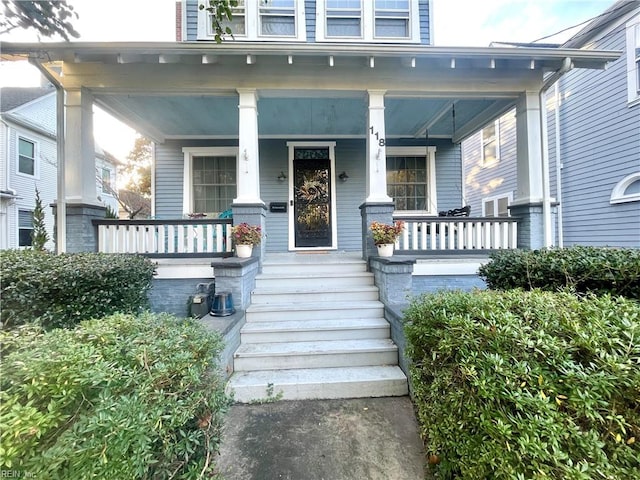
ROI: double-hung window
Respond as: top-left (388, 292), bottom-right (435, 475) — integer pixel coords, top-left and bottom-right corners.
top-left (326, 0), bottom-right (362, 38)
top-left (374, 0), bottom-right (410, 38)
top-left (386, 146), bottom-right (437, 213)
top-left (626, 15), bottom-right (640, 105)
top-left (198, 0), bottom-right (305, 41)
top-left (317, 0), bottom-right (420, 43)
top-left (183, 147), bottom-right (237, 216)
top-left (259, 0), bottom-right (296, 37)
top-left (18, 137), bottom-right (36, 176)
top-left (18, 209), bottom-right (34, 247)
top-left (481, 121), bottom-right (500, 166)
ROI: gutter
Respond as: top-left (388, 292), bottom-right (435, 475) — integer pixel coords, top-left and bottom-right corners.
top-left (28, 57), bottom-right (66, 254)
top-left (539, 57), bottom-right (572, 248)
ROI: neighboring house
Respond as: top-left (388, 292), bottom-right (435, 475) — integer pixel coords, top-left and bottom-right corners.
top-left (462, 0), bottom-right (640, 248)
top-left (0, 86), bottom-right (120, 250)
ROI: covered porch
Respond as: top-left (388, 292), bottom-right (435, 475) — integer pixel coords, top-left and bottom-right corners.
top-left (2, 41), bottom-right (618, 258)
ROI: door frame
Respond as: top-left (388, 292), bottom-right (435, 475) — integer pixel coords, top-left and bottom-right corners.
top-left (286, 141), bottom-right (338, 251)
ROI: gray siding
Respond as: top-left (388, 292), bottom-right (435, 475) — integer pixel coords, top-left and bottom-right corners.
top-left (555, 22), bottom-right (640, 247)
top-left (155, 137), bottom-right (462, 252)
top-left (305, 0), bottom-right (316, 43)
top-left (419, 0), bottom-right (431, 45)
top-left (185, 0), bottom-right (198, 41)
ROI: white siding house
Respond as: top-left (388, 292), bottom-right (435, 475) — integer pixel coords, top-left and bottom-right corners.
top-left (0, 86), bottom-right (120, 250)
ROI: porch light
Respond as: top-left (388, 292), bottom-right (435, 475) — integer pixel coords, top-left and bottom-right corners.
top-left (278, 171), bottom-right (287, 182)
top-left (339, 171), bottom-right (349, 182)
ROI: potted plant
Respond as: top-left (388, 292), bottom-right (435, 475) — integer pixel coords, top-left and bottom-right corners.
top-left (231, 223), bottom-right (262, 258)
top-left (370, 220), bottom-right (404, 257)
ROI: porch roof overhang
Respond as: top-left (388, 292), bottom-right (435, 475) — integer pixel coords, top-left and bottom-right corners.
top-left (2, 41), bottom-right (621, 143)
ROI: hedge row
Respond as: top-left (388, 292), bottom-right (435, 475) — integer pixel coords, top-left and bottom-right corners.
top-left (0, 312), bottom-right (230, 479)
top-left (478, 246), bottom-right (640, 299)
top-left (404, 290), bottom-right (640, 479)
top-left (0, 250), bottom-right (156, 329)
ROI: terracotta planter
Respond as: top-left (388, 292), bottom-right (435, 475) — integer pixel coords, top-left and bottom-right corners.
top-left (236, 244), bottom-right (253, 258)
top-left (376, 243), bottom-right (394, 257)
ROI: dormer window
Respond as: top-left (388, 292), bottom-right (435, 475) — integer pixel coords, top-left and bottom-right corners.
top-left (317, 0), bottom-right (420, 43)
top-left (197, 0), bottom-right (306, 41)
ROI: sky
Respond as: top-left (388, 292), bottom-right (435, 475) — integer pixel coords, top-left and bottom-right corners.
top-left (0, 0), bottom-right (618, 160)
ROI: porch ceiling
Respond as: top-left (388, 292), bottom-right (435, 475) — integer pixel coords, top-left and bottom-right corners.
top-left (95, 93), bottom-right (516, 141)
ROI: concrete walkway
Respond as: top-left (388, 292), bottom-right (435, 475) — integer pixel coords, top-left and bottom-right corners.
top-left (215, 397), bottom-right (426, 480)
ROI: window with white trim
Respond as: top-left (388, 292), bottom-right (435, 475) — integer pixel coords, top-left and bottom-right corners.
top-left (481, 121), bottom-right (500, 166)
top-left (386, 146), bottom-right (437, 213)
top-left (482, 193), bottom-right (512, 217)
top-left (18, 209), bottom-right (34, 247)
top-left (18, 137), bottom-right (36, 176)
top-left (183, 147), bottom-right (237, 216)
top-left (316, 0), bottom-right (420, 43)
top-left (375, 0), bottom-right (410, 38)
top-left (610, 172), bottom-right (640, 204)
top-left (626, 15), bottom-right (640, 105)
top-left (198, 0), bottom-right (306, 41)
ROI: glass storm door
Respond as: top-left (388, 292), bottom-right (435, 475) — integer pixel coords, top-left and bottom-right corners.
top-left (293, 148), bottom-right (332, 248)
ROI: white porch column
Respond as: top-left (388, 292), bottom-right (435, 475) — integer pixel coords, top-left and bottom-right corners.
top-left (234, 88), bottom-right (263, 204)
top-left (64, 88), bottom-right (98, 204)
top-left (511, 91), bottom-right (546, 249)
top-left (514, 91), bottom-right (544, 205)
top-left (365, 90), bottom-right (393, 203)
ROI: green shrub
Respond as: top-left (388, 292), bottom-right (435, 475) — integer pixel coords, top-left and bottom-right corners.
top-left (0, 312), bottom-right (230, 479)
top-left (478, 246), bottom-right (640, 300)
top-left (404, 290), bottom-right (640, 479)
top-left (0, 250), bottom-right (156, 329)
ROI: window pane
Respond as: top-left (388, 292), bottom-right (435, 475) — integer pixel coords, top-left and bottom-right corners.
top-left (497, 197), bottom-right (509, 217)
top-left (386, 155), bottom-right (428, 211)
top-left (484, 201), bottom-right (495, 217)
top-left (18, 138), bottom-right (35, 175)
top-left (327, 0), bottom-right (362, 37)
top-left (260, 0), bottom-right (295, 36)
top-left (18, 210), bottom-right (33, 247)
top-left (375, 18), bottom-right (409, 37)
top-left (192, 156), bottom-right (237, 214)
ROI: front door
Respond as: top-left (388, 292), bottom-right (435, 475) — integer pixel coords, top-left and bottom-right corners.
top-left (291, 147), bottom-right (334, 249)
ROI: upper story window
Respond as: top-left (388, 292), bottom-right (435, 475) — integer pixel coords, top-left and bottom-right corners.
top-left (626, 15), bottom-right (640, 105)
top-left (198, 0), bottom-right (306, 41)
top-left (317, 0), bottom-right (420, 43)
top-left (260, 0), bottom-right (297, 36)
top-left (375, 0), bottom-right (410, 38)
top-left (481, 121), bottom-right (500, 166)
top-left (326, 0), bottom-right (362, 38)
top-left (18, 137), bottom-right (36, 177)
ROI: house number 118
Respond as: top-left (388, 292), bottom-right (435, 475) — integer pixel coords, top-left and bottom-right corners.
top-left (369, 126), bottom-right (386, 146)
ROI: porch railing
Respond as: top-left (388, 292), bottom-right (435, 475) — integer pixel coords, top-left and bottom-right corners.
top-left (93, 218), bottom-right (233, 256)
top-left (393, 216), bottom-right (518, 252)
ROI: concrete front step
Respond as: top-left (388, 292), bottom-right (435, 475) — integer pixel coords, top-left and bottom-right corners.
top-left (240, 317), bottom-right (390, 343)
top-left (261, 261), bottom-right (367, 276)
top-left (246, 300), bottom-right (384, 322)
top-left (255, 272), bottom-right (374, 289)
top-left (233, 338), bottom-right (398, 371)
top-left (226, 365), bottom-right (409, 402)
top-left (250, 285), bottom-right (380, 304)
